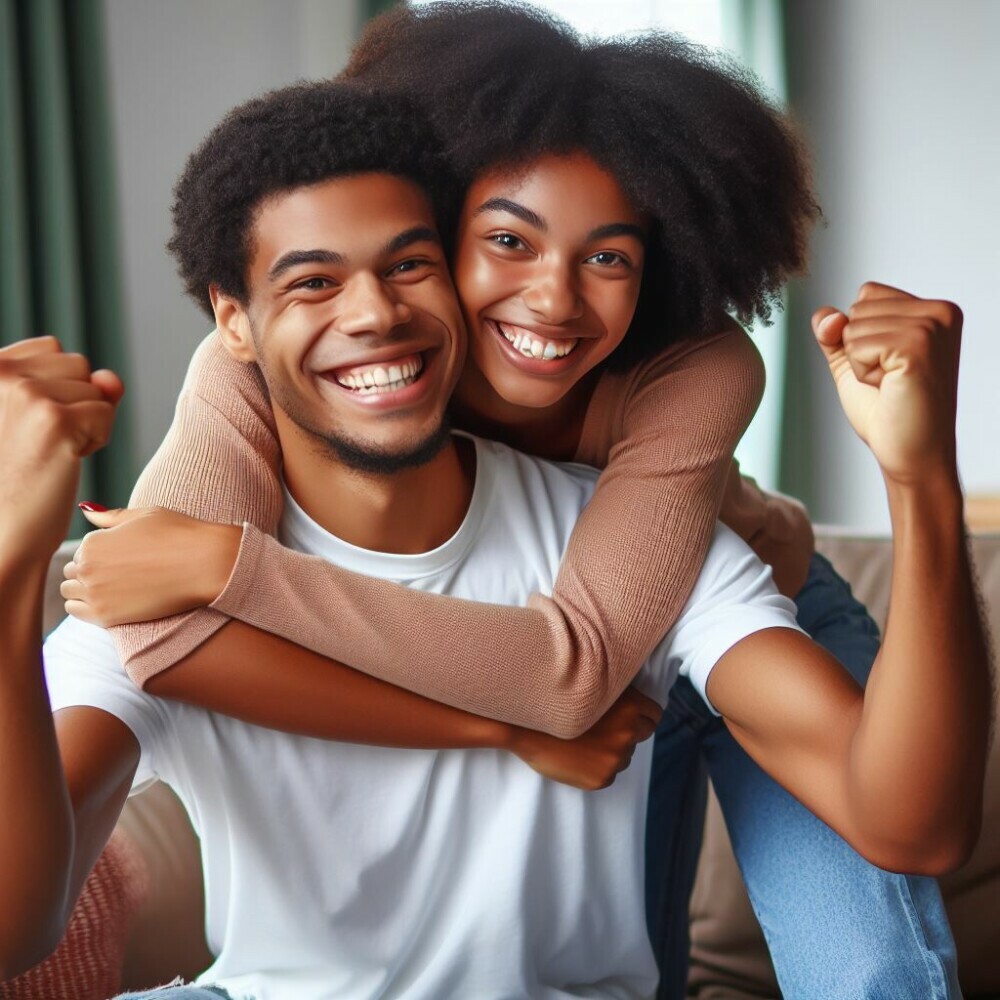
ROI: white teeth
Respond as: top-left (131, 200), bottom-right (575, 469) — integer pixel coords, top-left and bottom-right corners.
top-left (333, 353), bottom-right (425, 394)
top-left (496, 322), bottom-right (579, 362)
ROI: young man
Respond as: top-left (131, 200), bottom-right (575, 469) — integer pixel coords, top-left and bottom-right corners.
top-left (0, 82), bottom-right (990, 998)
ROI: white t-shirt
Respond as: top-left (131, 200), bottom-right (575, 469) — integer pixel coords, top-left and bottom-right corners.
top-left (44, 435), bottom-right (801, 1000)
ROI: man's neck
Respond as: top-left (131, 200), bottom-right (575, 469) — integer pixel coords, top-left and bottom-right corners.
top-left (279, 427), bottom-right (476, 555)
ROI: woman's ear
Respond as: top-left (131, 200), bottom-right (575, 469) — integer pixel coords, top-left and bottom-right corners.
top-left (211, 285), bottom-right (257, 362)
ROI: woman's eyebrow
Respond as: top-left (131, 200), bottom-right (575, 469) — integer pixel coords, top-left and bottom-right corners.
top-left (473, 197), bottom-right (547, 232)
top-left (588, 222), bottom-right (646, 244)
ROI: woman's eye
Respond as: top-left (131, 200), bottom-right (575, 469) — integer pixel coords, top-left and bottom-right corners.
top-left (586, 251), bottom-right (628, 268)
top-left (490, 233), bottom-right (526, 251)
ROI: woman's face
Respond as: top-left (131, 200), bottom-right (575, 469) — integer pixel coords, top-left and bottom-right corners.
top-left (453, 152), bottom-right (646, 409)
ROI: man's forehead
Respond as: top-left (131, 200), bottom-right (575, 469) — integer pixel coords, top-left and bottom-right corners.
top-left (251, 173), bottom-right (438, 268)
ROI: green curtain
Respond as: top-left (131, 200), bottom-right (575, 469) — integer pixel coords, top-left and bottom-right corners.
top-left (363, 0), bottom-right (399, 23)
top-left (720, 0), bottom-right (789, 494)
top-left (0, 0), bottom-right (133, 534)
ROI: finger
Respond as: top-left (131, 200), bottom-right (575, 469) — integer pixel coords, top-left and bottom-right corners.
top-left (60, 578), bottom-right (86, 602)
top-left (63, 399), bottom-right (118, 457)
top-left (855, 281), bottom-right (917, 303)
top-left (62, 560), bottom-right (79, 580)
top-left (78, 506), bottom-right (135, 529)
top-left (15, 351), bottom-right (92, 382)
top-left (64, 599), bottom-right (98, 624)
top-left (848, 297), bottom-right (961, 328)
top-left (0, 335), bottom-right (63, 360)
top-left (629, 689), bottom-right (663, 725)
top-left (90, 369), bottom-right (125, 406)
top-left (29, 379), bottom-right (106, 405)
top-left (811, 308), bottom-right (848, 343)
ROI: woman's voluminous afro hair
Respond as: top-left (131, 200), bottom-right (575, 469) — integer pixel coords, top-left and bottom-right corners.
top-left (345, 1), bottom-right (821, 369)
top-left (168, 81), bottom-right (457, 318)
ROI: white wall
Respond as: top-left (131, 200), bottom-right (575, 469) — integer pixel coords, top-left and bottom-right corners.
top-left (102, 0), bottom-right (359, 467)
top-left (782, 0), bottom-right (1000, 528)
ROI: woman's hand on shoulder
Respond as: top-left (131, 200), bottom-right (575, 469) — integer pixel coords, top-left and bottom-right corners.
top-left (61, 507), bottom-right (243, 626)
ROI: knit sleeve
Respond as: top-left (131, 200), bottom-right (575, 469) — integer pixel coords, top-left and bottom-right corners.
top-left (110, 333), bottom-right (285, 685)
top-left (191, 326), bottom-right (764, 738)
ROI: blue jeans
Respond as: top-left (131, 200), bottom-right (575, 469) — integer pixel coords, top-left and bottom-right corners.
top-left (645, 553), bottom-right (961, 999)
top-left (115, 986), bottom-right (233, 999)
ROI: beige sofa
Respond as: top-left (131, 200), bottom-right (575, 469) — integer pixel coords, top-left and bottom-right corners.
top-left (6, 530), bottom-right (1000, 997)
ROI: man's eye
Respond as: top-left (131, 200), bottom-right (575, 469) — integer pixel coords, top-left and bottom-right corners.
top-left (490, 233), bottom-right (526, 251)
top-left (586, 251), bottom-right (629, 268)
top-left (296, 277), bottom-right (332, 291)
top-left (391, 259), bottom-right (423, 275)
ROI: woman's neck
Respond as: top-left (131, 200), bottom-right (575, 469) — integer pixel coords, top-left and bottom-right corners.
top-left (451, 363), bottom-right (601, 462)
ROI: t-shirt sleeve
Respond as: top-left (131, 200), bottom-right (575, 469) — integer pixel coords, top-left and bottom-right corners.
top-left (45, 617), bottom-right (167, 791)
top-left (638, 524), bottom-right (805, 715)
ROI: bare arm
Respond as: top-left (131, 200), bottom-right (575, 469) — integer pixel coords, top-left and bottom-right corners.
top-left (707, 285), bottom-right (992, 874)
top-left (0, 339), bottom-right (138, 977)
top-left (69, 327), bottom-right (766, 737)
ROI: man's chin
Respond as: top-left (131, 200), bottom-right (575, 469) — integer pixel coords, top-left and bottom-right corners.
top-left (317, 418), bottom-right (453, 476)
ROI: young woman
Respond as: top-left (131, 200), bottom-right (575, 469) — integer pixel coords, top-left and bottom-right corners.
top-left (65, 4), bottom-right (958, 997)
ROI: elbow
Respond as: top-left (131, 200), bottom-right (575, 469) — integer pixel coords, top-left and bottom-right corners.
top-left (855, 819), bottom-right (981, 878)
top-left (545, 687), bottom-right (610, 739)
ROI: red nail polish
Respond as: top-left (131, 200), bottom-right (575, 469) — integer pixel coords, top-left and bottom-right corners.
top-left (78, 502), bottom-right (109, 512)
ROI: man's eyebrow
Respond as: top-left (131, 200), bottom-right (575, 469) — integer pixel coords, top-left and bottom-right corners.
top-left (587, 222), bottom-right (646, 244)
top-left (381, 225), bottom-right (441, 256)
top-left (268, 249), bottom-right (344, 282)
top-left (473, 198), bottom-right (547, 232)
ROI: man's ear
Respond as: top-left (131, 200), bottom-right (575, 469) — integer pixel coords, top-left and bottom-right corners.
top-left (211, 285), bottom-right (257, 362)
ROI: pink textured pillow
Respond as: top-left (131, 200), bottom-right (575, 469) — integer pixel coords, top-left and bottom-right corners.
top-left (2, 829), bottom-right (149, 1000)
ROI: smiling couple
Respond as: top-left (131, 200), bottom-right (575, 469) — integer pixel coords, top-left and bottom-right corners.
top-left (2, 3), bottom-right (991, 999)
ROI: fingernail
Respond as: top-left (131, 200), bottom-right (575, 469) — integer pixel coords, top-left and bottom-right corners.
top-left (78, 501), bottom-right (109, 512)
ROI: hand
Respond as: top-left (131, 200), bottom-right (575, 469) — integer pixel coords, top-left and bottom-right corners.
top-left (61, 507), bottom-right (243, 626)
top-left (0, 338), bottom-right (123, 570)
top-left (508, 687), bottom-right (662, 790)
top-left (812, 283), bottom-right (962, 485)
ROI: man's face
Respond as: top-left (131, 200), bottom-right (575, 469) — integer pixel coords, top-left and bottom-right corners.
top-left (236, 173), bottom-right (466, 473)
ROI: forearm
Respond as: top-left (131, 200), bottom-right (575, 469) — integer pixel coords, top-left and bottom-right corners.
top-left (151, 619), bottom-right (519, 751)
top-left (849, 472), bottom-right (991, 868)
top-left (0, 564), bottom-right (75, 974)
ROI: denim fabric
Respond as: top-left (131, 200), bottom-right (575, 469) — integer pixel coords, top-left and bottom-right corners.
top-left (645, 553), bottom-right (960, 1000)
top-left (115, 983), bottom-right (234, 1000)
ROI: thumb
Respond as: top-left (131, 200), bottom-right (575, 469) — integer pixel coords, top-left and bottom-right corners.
top-left (811, 307), bottom-right (848, 362)
top-left (77, 503), bottom-right (137, 528)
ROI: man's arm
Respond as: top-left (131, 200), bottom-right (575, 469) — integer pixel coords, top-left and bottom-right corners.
top-left (707, 284), bottom-right (992, 875)
top-left (0, 338), bottom-right (138, 977)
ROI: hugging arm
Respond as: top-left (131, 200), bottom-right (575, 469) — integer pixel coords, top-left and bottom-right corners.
top-left (79, 326), bottom-right (765, 738)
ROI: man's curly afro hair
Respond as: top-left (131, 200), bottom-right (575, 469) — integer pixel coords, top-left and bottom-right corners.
top-left (168, 81), bottom-right (457, 319)
top-left (345, 1), bottom-right (821, 370)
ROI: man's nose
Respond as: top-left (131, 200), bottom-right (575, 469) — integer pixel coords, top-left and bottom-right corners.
top-left (522, 259), bottom-right (584, 325)
top-left (336, 273), bottom-right (413, 337)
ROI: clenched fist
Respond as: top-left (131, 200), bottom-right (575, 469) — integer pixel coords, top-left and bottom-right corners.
top-left (812, 282), bottom-right (961, 486)
top-left (0, 337), bottom-right (123, 569)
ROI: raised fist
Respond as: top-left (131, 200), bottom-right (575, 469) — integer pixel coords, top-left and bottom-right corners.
top-left (812, 282), bottom-right (961, 485)
top-left (0, 337), bottom-right (123, 568)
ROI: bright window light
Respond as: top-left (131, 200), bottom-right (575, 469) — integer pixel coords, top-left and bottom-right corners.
top-left (410, 0), bottom-right (724, 45)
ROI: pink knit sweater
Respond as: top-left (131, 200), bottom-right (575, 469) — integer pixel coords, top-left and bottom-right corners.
top-left (114, 325), bottom-right (811, 737)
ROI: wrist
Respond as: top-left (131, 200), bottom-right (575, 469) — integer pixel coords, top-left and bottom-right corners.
top-left (203, 523), bottom-right (244, 604)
